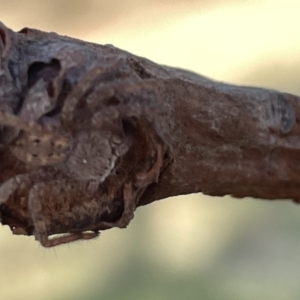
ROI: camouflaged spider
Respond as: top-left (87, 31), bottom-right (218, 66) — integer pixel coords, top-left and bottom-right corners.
top-left (0, 65), bottom-right (133, 246)
top-left (0, 20), bottom-right (167, 247)
top-left (2, 65), bottom-right (130, 178)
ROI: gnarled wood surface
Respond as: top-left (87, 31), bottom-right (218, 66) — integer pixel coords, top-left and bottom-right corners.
top-left (0, 21), bottom-right (299, 245)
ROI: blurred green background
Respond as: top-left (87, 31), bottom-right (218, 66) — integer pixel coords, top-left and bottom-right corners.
top-left (1, 0), bottom-right (300, 299)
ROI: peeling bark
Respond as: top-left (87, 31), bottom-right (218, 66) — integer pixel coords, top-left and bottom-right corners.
top-left (0, 22), bottom-right (299, 245)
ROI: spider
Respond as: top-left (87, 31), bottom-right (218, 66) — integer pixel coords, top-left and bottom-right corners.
top-left (0, 60), bottom-right (164, 247)
top-left (0, 63), bottom-right (130, 245)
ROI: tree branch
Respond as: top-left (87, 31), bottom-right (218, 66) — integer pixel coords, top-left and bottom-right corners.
top-left (0, 21), bottom-right (299, 246)
top-left (140, 70), bottom-right (300, 205)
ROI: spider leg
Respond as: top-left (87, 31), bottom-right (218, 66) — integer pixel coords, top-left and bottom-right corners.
top-left (28, 180), bottom-right (100, 247)
top-left (1, 64), bottom-right (67, 147)
top-left (19, 73), bottom-right (64, 122)
top-left (101, 144), bottom-right (163, 229)
top-left (0, 111), bottom-right (32, 132)
top-left (135, 143), bottom-right (163, 188)
top-left (60, 65), bottom-right (106, 123)
top-left (0, 70), bottom-right (64, 133)
top-left (61, 58), bottom-right (129, 124)
top-left (86, 79), bottom-right (168, 145)
top-left (0, 174), bottom-right (32, 204)
top-left (100, 182), bottom-right (135, 229)
top-left (100, 143), bottom-right (163, 230)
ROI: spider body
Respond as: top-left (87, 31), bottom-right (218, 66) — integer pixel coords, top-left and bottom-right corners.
top-left (0, 22), bottom-right (166, 247)
top-left (0, 62), bottom-right (132, 247)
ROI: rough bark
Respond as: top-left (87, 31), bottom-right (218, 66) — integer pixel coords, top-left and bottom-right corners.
top-left (0, 21), bottom-right (299, 245)
top-left (140, 73), bottom-right (300, 204)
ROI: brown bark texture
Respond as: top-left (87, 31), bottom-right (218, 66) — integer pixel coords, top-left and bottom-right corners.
top-left (0, 22), bottom-right (299, 246)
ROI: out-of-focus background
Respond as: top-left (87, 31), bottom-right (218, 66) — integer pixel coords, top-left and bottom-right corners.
top-left (1, 1), bottom-right (300, 299)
